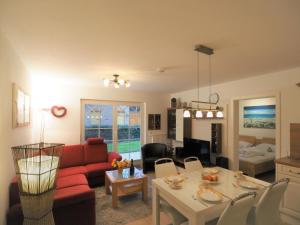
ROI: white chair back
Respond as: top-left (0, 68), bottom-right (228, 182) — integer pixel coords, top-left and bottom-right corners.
top-left (217, 192), bottom-right (257, 225)
top-left (155, 158), bottom-right (177, 178)
top-left (253, 178), bottom-right (289, 225)
top-left (184, 156), bottom-right (203, 172)
top-left (280, 182), bottom-right (300, 222)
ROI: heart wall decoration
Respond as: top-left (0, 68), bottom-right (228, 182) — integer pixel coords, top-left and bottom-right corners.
top-left (51, 106), bottom-right (67, 118)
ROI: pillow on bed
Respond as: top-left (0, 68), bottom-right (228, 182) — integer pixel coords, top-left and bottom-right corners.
top-left (239, 141), bottom-right (253, 149)
top-left (256, 143), bottom-right (276, 153)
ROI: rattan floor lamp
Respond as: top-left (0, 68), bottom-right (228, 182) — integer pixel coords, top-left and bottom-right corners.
top-left (12, 143), bottom-right (64, 225)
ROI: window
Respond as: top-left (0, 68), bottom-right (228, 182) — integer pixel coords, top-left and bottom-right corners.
top-left (84, 104), bottom-right (113, 151)
top-left (81, 100), bottom-right (143, 160)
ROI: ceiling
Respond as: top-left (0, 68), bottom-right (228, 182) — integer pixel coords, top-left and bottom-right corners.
top-left (1, 0), bottom-right (300, 93)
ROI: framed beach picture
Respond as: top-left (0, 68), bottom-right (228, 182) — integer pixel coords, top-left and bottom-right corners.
top-left (243, 105), bottom-right (276, 129)
top-left (12, 83), bottom-right (30, 128)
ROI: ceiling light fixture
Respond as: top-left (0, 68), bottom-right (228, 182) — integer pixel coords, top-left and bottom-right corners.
top-left (216, 111), bottom-right (224, 118)
top-left (103, 74), bottom-right (130, 88)
top-left (183, 110), bottom-right (191, 118)
top-left (183, 45), bottom-right (224, 119)
top-left (206, 111), bottom-right (214, 118)
top-left (195, 51), bottom-right (203, 118)
top-left (195, 110), bottom-right (203, 118)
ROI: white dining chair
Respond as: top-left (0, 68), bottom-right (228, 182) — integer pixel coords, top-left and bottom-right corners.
top-left (213, 192), bottom-right (257, 225)
top-left (154, 158), bottom-right (187, 225)
top-left (184, 156), bottom-right (203, 172)
top-left (247, 178), bottom-right (290, 225)
top-left (280, 182), bottom-right (299, 225)
top-left (182, 192), bottom-right (257, 225)
top-left (154, 158), bottom-right (178, 178)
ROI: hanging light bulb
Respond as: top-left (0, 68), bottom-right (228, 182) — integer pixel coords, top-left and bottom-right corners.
top-left (125, 80), bottom-right (131, 88)
top-left (103, 79), bottom-right (110, 87)
top-left (195, 110), bottom-right (203, 118)
top-left (216, 111), bottom-right (224, 118)
top-left (114, 82), bottom-right (120, 88)
top-left (119, 79), bottom-right (125, 85)
top-left (206, 111), bottom-right (213, 118)
top-left (183, 110), bottom-right (191, 118)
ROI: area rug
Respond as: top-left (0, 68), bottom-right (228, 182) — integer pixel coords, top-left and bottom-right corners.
top-left (95, 176), bottom-right (153, 225)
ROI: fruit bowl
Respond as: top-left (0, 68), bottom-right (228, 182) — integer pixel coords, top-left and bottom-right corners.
top-left (203, 167), bottom-right (219, 175)
top-left (201, 173), bottom-right (219, 184)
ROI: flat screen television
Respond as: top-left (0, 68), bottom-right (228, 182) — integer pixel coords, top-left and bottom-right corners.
top-left (183, 138), bottom-right (210, 166)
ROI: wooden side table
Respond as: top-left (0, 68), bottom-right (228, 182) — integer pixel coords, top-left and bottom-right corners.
top-left (105, 167), bottom-right (148, 208)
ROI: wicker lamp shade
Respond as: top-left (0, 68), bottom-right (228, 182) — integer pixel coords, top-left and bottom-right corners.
top-left (12, 143), bottom-right (64, 225)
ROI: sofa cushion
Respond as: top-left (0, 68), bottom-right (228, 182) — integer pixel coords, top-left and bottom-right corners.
top-left (7, 187), bottom-right (95, 225)
top-left (86, 163), bottom-right (113, 178)
top-left (60, 145), bottom-right (85, 168)
top-left (54, 185), bottom-right (95, 208)
top-left (58, 166), bottom-right (87, 178)
top-left (56, 174), bottom-right (88, 189)
top-left (84, 143), bottom-right (108, 164)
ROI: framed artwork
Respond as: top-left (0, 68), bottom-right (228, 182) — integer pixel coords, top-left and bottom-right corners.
top-left (12, 83), bottom-right (30, 128)
top-left (148, 114), bottom-right (161, 130)
top-left (243, 105), bottom-right (276, 129)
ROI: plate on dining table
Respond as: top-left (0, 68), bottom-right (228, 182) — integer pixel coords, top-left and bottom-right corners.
top-left (164, 175), bottom-right (185, 189)
top-left (197, 187), bottom-right (223, 203)
top-left (164, 175), bottom-right (185, 184)
top-left (237, 179), bottom-right (259, 190)
top-left (168, 182), bottom-right (183, 189)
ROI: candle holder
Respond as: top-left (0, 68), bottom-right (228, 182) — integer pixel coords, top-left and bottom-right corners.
top-left (11, 143), bottom-right (64, 225)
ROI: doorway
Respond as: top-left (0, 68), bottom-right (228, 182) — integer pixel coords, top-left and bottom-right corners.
top-left (231, 93), bottom-right (281, 182)
top-left (81, 99), bottom-right (144, 160)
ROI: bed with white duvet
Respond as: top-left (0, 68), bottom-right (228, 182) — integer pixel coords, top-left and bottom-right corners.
top-left (239, 136), bottom-right (276, 177)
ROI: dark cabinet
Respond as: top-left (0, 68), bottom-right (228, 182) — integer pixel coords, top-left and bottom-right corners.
top-left (211, 123), bottom-right (222, 153)
top-left (167, 109), bottom-right (176, 139)
top-left (167, 109), bottom-right (192, 140)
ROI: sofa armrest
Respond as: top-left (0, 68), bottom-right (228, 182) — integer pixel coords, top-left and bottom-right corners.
top-left (108, 152), bottom-right (122, 163)
top-left (6, 204), bottom-right (23, 225)
top-left (9, 177), bottom-right (21, 207)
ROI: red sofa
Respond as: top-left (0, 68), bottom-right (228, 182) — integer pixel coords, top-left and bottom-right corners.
top-left (7, 138), bottom-right (122, 225)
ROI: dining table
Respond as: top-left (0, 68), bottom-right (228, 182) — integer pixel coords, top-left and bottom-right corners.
top-left (152, 167), bottom-right (270, 225)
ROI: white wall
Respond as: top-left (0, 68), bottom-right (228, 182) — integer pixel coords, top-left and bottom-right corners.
top-left (239, 97), bottom-right (276, 139)
top-left (31, 78), bottom-right (169, 146)
top-left (171, 67), bottom-right (300, 168)
top-left (0, 31), bottom-right (32, 224)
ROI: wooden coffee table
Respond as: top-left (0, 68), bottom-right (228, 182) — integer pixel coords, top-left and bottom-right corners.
top-left (105, 167), bottom-right (148, 208)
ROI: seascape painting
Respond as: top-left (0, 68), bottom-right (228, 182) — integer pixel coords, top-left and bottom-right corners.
top-left (243, 105), bottom-right (276, 129)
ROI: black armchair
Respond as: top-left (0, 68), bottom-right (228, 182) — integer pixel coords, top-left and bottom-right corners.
top-left (141, 143), bottom-right (167, 173)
